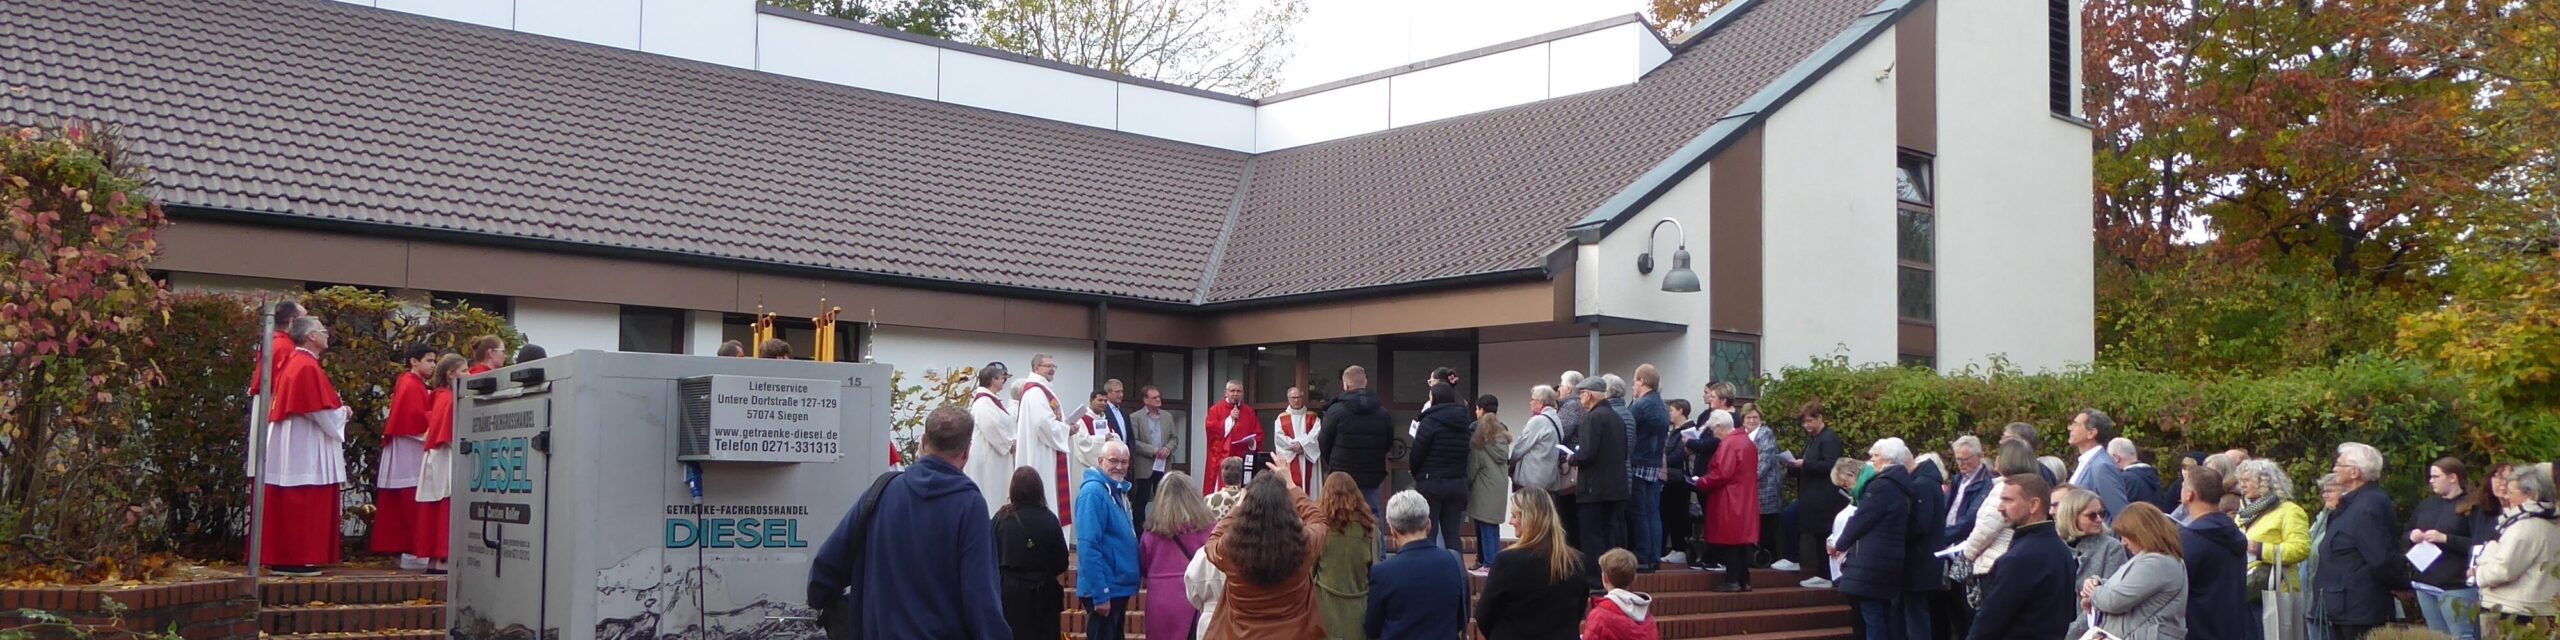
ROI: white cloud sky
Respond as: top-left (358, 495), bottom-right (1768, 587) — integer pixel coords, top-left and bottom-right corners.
top-left (1276, 0), bottom-right (1652, 92)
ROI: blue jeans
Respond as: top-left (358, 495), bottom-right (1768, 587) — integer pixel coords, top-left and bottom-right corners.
top-left (1476, 520), bottom-right (1502, 569)
top-left (1856, 596), bottom-right (1899, 640)
top-left (1781, 500), bottom-right (1801, 561)
top-left (1368, 485), bottom-right (1388, 560)
top-left (1629, 477), bottom-right (1663, 565)
top-left (2418, 587), bottom-right (2482, 640)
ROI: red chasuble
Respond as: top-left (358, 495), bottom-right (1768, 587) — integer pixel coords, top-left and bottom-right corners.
top-left (1204, 401), bottom-right (1258, 492)
top-left (271, 350), bottom-right (344, 421)
top-left (386, 373), bottom-right (430, 438)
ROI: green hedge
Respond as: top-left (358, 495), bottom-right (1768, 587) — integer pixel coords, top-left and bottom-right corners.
top-left (1754, 355), bottom-right (2560, 510)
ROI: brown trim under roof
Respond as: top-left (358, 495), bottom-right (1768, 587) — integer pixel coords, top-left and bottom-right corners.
top-left (1203, 280), bottom-right (1564, 346)
top-left (1710, 127), bottom-right (1765, 335)
top-left (1896, 0), bottom-right (1938, 153)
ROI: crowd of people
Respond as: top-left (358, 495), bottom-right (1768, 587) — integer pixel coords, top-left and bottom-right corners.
top-left (249, 301), bottom-right (531, 577)
top-left (810, 356), bottom-right (2560, 640)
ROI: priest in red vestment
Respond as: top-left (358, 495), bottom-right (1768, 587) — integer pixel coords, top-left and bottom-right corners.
top-left (415, 355), bottom-right (464, 573)
top-left (370, 345), bottom-right (437, 567)
top-left (260, 316), bottom-right (352, 576)
top-left (1203, 380), bottom-right (1257, 492)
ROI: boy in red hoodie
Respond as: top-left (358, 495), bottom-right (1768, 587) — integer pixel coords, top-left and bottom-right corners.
top-left (1583, 548), bottom-right (1660, 640)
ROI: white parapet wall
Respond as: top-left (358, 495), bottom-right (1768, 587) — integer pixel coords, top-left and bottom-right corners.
top-left (330, 0), bottom-right (1669, 153)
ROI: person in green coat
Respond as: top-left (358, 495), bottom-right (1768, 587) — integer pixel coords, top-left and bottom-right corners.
top-left (1314, 471), bottom-right (1380, 639)
top-left (1468, 396), bottom-right (1515, 573)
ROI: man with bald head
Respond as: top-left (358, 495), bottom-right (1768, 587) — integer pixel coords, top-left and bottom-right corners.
top-left (1076, 440), bottom-right (1140, 640)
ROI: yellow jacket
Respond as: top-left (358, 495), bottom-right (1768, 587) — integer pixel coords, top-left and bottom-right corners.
top-left (2243, 500), bottom-right (2313, 590)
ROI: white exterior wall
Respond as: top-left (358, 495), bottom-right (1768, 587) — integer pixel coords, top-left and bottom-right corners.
top-left (1119, 84), bottom-right (1258, 151)
top-left (639, 0), bottom-right (757, 68)
top-left (511, 298), bottom-right (621, 356)
top-left (1550, 22), bottom-right (1666, 97)
top-left (517, 0), bottom-right (641, 49)
top-left (1759, 32), bottom-right (1900, 373)
top-left (1929, 6), bottom-right (2096, 372)
top-left (938, 50), bottom-right (1120, 130)
top-left (686, 310), bottom-right (726, 356)
top-left (1388, 46), bottom-right (1549, 128)
top-left (755, 13), bottom-right (941, 100)
top-left (1570, 148), bottom-right (1720, 397)
top-left (1256, 79), bottom-right (1390, 151)
top-left (1480, 332), bottom-right (1694, 408)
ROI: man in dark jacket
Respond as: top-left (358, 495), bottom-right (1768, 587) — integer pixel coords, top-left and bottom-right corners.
top-left (1320, 365), bottom-right (1395, 513)
top-left (2178, 467), bottom-right (2251, 640)
top-left (1366, 491), bottom-right (1469, 639)
top-left (1626, 364), bottom-right (1672, 572)
top-left (1938, 438), bottom-right (1996, 640)
top-left (2316, 443), bottom-right (2400, 640)
top-left (1902, 455), bottom-right (1950, 640)
top-left (1834, 438), bottom-right (1913, 640)
top-left (2114, 439), bottom-right (2172, 513)
top-left (808, 406), bottom-right (1007, 639)
top-left (1967, 474), bottom-right (2075, 640)
top-left (1569, 375), bottom-right (1631, 591)
top-left (1793, 402), bottom-right (1849, 588)
top-left (1409, 384), bottom-right (1476, 554)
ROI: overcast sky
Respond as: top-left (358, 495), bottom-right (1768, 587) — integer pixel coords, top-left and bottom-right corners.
top-left (1276, 0), bottom-right (1652, 92)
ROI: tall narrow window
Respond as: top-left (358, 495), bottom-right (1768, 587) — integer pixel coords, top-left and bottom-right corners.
top-left (1897, 151), bottom-right (1938, 364)
top-left (1710, 335), bottom-right (1762, 398)
top-left (2049, 0), bottom-right (2073, 115)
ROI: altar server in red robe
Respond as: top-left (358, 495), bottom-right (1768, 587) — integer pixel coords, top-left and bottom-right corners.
top-left (463, 335), bottom-right (505, 376)
top-left (260, 316), bottom-right (352, 576)
top-left (414, 354), bottom-right (464, 573)
top-left (245, 301), bottom-right (304, 478)
top-left (370, 344), bottom-right (438, 568)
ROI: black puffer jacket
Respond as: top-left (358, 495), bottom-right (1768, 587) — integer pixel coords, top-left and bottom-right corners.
top-left (1411, 403), bottom-right (1476, 490)
top-left (1319, 389), bottom-right (1394, 488)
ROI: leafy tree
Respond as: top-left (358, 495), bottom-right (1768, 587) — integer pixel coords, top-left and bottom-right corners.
top-left (0, 122), bottom-right (171, 582)
top-left (1644, 0), bottom-right (1736, 39)
top-left (764, 0), bottom-right (984, 39)
top-left (975, 0), bottom-right (1308, 97)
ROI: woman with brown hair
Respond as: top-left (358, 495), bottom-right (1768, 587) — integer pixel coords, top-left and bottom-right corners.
top-left (1313, 472), bottom-right (1378, 639)
top-left (1476, 487), bottom-right (1589, 639)
top-left (463, 335), bottom-right (505, 374)
top-left (2084, 502), bottom-right (2190, 639)
top-left (2410, 458), bottom-right (2493, 640)
top-left (1467, 395), bottom-right (1513, 573)
top-left (1204, 471), bottom-right (1326, 638)
top-left (992, 466), bottom-right (1069, 640)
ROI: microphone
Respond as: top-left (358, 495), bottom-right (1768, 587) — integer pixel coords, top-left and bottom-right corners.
top-left (683, 462), bottom-right (704, 505)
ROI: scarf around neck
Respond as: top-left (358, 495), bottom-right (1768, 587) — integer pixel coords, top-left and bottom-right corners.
top-left (2236, 492), bottom-right (2283, 525)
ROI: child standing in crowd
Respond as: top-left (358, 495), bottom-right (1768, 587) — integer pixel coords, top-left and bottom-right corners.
top-left (1138, 472), bottom-right (1213, 640)
top-left (1582, 548), bottom-right (1660, 640)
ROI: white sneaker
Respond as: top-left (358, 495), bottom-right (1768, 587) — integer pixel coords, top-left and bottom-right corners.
top-left (1799, 577), bottom-right (1833, 589)
top-left (1771, 559), bottom-right (1802, 572)
top-left (1700, 564), bottom-right (1725, 572)
top-left (397, 554), bottom-right (429, 571)
top-left (1661, 551), bottom-right (1689, 565)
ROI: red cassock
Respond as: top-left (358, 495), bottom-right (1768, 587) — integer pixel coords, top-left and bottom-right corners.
top-left (370, 372), bottom-right (431, 555)
top-left (1695, 429), bottom-right (1762, 546)
top-left (263, 350), bottom-right (346, 567)
top-left (415, 387), bottom-right (456, 560)
top-left (1203, 400), bottom-right (1258, 492)
top-left (247, 330), bottom-right (295, 394)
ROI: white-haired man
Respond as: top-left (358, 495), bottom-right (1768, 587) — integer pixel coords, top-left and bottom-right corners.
top-left (2317, 442), bottom-right (2399, 640)
top-left (1366, 490), bottom-right (1468, 638)
top-left (2110, 437), bottom-right (2170, 512)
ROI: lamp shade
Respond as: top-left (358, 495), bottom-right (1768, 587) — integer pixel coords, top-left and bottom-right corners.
top-left (1660, 248), bottom-right (1702, 293)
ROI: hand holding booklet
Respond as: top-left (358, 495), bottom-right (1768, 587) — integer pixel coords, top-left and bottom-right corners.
top-left (1779, 450), bottom-right (1801, 466)
top-left (2407, 541), bottom-right (2443, 573)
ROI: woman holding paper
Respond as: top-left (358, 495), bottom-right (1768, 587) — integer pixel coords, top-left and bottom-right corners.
top-left (2407, 458), bottom-right (2493, 640)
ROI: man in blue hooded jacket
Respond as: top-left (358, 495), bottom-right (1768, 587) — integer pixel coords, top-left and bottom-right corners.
top-left (807, 405), bottom-right (1008, 639)
top-left (2179, 466), bottom-right (2253, 640)
top-left (1075, 441), bottom-right (1141, 640)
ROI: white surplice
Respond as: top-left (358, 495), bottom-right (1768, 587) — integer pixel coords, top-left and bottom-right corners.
top-left (266, 406), bottom-right (352, 488)
top-left (1013, 373), bottom-right (1073, 518)
top-left (964, 389), bottom-right (1017, 517)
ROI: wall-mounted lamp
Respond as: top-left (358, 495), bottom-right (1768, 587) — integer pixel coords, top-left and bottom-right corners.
top-left (1636, 219), bottom-right (1703, 293)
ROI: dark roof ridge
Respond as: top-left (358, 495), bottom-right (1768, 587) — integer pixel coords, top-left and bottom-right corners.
top-left (756, 4), bottom-right (1261, 105)
top-left (1193, 158), bottom-right (1258, 305)
top-left (1258, 13), bottom-right (1666, 104)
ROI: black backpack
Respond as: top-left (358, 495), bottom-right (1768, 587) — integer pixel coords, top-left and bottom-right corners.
top-left (814, 470), bottom-right (901, 639)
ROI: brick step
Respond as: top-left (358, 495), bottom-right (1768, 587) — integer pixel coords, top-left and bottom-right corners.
top-left (266, 630), bottom-right (446, 640)
top-left (1721, 626), bottom-right (1858, 640)
top-left (1657, 604), bottom-right (1854, 637)
top-left (1467, 566), bottom-right (1809, 592)
top-left (260, 573), bottom-right (448, 606)
top-left (261, 603), bottom-right (446, 635)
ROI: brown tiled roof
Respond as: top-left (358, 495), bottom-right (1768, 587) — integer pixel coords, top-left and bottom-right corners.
top-left (1207, 0), bottom-right (1879, 302)
top-left (0, 0), bottom-right (1883, 306)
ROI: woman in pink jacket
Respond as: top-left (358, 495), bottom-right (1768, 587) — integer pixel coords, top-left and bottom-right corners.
top-left (1138, 471), bottom-right (1215, 639)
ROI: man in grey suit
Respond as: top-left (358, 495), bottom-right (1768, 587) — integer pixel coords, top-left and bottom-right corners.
top-left (2066, 409), bottom-right (2130, 519)
top-left (1126, 383), bottom-right (1178, 522)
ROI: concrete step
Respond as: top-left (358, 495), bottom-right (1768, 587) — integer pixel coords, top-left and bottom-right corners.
top-left (1657, 604), bottom-right (1856, 637)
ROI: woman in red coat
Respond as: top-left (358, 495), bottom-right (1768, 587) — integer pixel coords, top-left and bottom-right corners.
top-left (1693, 411), bottom-right (1762, 592)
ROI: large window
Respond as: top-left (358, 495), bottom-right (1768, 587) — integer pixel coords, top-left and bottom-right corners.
top-left (1103, 344), bottom-right (1192, 467)
top-left (1896, 153), bottom-right (1936, 324)
top-left (1710, 335), bottom-right (1762, 398)
top-left (618, 306), bottom-right (686, 354)
top-left (720, 313), bottom-right (863, 361)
